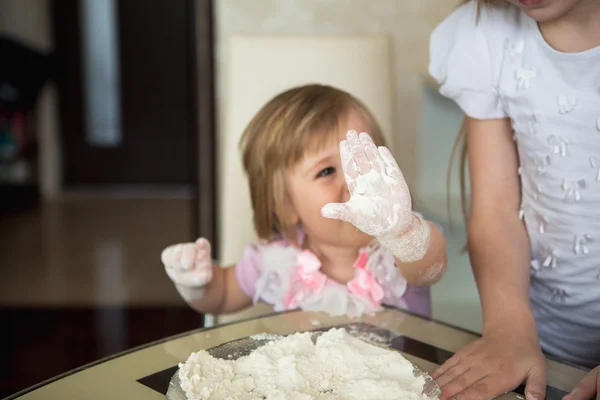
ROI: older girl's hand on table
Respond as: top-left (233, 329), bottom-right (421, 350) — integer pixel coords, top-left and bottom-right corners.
top-left (432, 318), bottom-right (547, 400)
top-left (565, 366), bottom-right (599, 400)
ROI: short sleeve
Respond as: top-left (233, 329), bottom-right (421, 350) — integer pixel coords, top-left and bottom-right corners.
top-left (235, 245), bottom-right (262, 298)
top-left (428, 2), bottom-right (508, 120)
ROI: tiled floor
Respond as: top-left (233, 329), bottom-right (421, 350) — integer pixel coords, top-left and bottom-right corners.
top-left (1, 197), bottom-right (483, 397)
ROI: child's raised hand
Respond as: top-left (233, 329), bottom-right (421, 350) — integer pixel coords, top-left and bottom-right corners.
top-left (321, 130), bottom-right (423, 254)
top-left (161, 238), bottom-right (213, 301)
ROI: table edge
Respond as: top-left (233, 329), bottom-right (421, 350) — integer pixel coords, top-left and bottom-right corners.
top-left (4, 306), bottom-right (588, 399)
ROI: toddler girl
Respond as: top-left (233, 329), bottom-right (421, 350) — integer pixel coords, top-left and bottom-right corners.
top-left (161, 84), bottom-right (447, 318)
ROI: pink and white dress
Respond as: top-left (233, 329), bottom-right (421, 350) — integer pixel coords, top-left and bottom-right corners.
top-left (235, 231), bottom-right (431, 318)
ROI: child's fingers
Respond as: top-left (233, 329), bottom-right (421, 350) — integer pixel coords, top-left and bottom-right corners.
top-left (195, 238), bottom-right (211, 264)
top-left (196, 251), bottom-right (212, 272)
top-left (523, 365), bottom-right (547, 400)
top-left (449, 376), bottom-right (512, 400)
top-left (346, 129), bottom-right (371, 174)
top-left (438, 369), bottom-right (492, 400)
top-left (432, 340), bottom-right (479, 379)
top-left (179, 243), bottom-right (197, 270)
top-left (162, 242), bottom-right (213, 288)
top-left (161, 244), bottom-right (177, 267)
top-left (378, 146), bottom-right (402, 179)
top-left (194, 267), bottom-right (213, 286)
top-left (434, 362), bottom-right (471, 388)
top-left (359, 132), bottom-right (385, 174)
top-left (340, 140), bottom-right (360, 192)
top-left (195, 237), bottom-right (210, 251)
top-left (378, 146), bottom-right (409, 195)
top-left (564, 367), bottom-right (599, 400)
top-left (166, 266), bottom-right (212, 287)
top-left (161, 243), bottom-right (187, 269)
top-left (321, 202), bottom-right (352, 223)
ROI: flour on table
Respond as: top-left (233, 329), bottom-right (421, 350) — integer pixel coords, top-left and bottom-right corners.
top-left (342, 324), bottom-right (399, 346)
top-left (178, 328), bottom-right (429, 400)
top-left (249, 333), bottom-right (282, 341)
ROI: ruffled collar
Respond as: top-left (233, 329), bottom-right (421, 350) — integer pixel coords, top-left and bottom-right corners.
top-left (283, 241), bottom-right (385, 310)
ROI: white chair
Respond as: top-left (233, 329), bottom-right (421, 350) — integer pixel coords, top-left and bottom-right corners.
top-left (209, 34), bottom-right (396, 326)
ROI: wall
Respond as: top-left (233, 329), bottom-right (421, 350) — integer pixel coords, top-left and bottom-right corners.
top-left (417, 81), bottom-right (469, 225)
top-left (211, 1), bottom-right (482, 332)
top-left (213, 0), bottom-right (458, 192)
top-left (1, 0), bottom-right (464, 206)
top-left (0, 0), bottom-right (61, 200)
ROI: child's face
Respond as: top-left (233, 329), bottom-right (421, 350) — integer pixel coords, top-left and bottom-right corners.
top-left (505, 0), bottom-right (588, 22)
top-left (284, 110), bottom-right (375, 249)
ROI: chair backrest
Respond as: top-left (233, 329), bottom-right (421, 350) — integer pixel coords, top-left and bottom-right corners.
top-left (219, 34), bottom-right (396, 267)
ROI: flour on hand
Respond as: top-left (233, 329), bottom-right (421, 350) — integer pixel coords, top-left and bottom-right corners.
top-left (321, 130), bottom-right (430, 262)
top-left (178, 328), bottom-right (431, 400)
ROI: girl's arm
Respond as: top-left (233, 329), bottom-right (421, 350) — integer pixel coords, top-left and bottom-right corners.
top-left (432, 117), bottom-right (547, 400)
top-left (393, 219), bottom-right (447, 286)
top-left (466, 116), bottom-right (534, 341)
top-left (162, 239), bottom-right (252, 315)
top-left (186, 264), bottom-right (253, 314)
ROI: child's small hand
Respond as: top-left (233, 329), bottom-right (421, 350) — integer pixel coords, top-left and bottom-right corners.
top-left (321, 130), bottom-right (414, 237)
top-left (565, 366), bottom-right (599, 400)
top-left (433, 321), bottom-right (547, 400)
top-left (161, 238), bottom-right (213, 301)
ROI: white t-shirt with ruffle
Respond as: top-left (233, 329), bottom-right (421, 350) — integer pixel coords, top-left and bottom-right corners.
top-left (429, 1), bottom-right (600, 368)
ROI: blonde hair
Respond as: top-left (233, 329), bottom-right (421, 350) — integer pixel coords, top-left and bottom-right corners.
top-left (240, 84), bottom-right (386, 243)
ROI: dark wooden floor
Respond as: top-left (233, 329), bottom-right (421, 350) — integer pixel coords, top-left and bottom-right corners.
top-left (0, 198), bottom-right (201, 398)
top-left (2, 307), bottom-right (204, 398)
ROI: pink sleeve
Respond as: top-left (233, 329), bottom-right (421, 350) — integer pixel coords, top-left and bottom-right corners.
top-left (235, 245), bottom-right (263, 298)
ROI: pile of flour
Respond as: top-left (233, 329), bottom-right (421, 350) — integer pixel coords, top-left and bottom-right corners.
top-left (178, 328), bottom-right (429, 400)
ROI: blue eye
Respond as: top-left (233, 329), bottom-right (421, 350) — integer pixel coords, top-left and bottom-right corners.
top-left (317, 167), bottom-right (336, 178)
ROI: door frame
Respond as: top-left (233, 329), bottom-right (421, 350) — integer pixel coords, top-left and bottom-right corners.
top-left (50, 0), bottom-right (217, 247)
top-left (192, 0), bottom-right (218, 254)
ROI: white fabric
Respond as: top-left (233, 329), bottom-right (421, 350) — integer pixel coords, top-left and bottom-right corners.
top-left (430, 1), bottom-right (600, 368)
top-left (253, 240), bottom-right (408, 318)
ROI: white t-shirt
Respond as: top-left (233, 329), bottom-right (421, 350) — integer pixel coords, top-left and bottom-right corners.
top-left (429, 1), bottom-right (600, 368)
